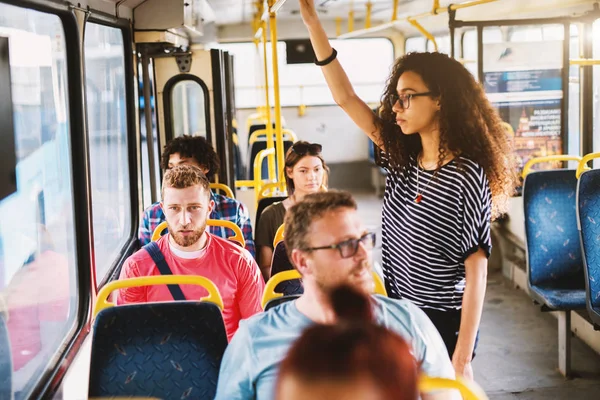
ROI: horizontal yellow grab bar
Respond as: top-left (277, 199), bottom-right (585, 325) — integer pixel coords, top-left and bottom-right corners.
top-left (94, 275), bottom-right (224, 318)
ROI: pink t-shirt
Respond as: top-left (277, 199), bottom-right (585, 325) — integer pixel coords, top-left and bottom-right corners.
top-left (116, 233), bottom-right (265, 340)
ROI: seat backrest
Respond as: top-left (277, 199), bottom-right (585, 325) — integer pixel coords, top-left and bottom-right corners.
top-left (89, 302), bottom-right (228, 399)
top-left (247, 140), bottom-right (293, 180)
top-left (271, 241), bottom-right (304, 296)
top-left (523, 169), bottom-right (584, 287)
top-left (264, 295), bottom-right (301, 311)
top-left (0, 314), bottom-right (11, 399)
top-left (578, 169), bottom-right (600, 309)
top-left (255, 196), bottom-right (287, 229)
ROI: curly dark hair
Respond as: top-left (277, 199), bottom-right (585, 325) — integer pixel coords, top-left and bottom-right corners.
top-left (374, 52), bottom-right (517, 219)
top-left (160, 135), bottom-right (220, 181)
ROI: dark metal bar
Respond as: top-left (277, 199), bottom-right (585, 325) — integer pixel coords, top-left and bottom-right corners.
top-left (448, 7), bottom-right (457, 58)
top-left (211, 49), bottom-right (233, 188)
top-left (561, 23), bottom-right (570, 156)
top-left (477, 25), bottom-right (484, 84)
top-left (580, 22), bottom-right (594, 156)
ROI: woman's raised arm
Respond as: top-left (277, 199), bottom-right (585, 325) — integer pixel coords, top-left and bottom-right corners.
top-left (299, 0), bottom-right (383, 147)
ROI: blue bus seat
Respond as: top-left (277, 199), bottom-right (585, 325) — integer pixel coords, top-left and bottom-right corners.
top-left (271, 241), bottom-right (303, 296)
top-left (88, 302), bottom-right (227, 399)
top-left (264, 295), bottom-right (301, 312)
top-left (577, 169), bottom-right (600, 329)
top-left (255, 196), bottom-right (287, 229)
top-left (0, 313), bottom-right (11, 399)
top-left (523, 168), bottom-right (586, 377)
top-left (246, 140), bottom-right (293, 180)
top-left (523, 169), bottom-right (586, 310)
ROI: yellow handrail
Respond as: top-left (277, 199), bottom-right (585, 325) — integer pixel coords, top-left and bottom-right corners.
top-left (248, 128), bottom-right (298, 145)
top-left (254, 147), bottom-right (276, 200)
top-left (521, 155), bottom-right (582, 178)
top-left (151, 219), bottom-right (245, 248)
top-left (570, 58), bottom-right (600, 66)
top-left (576, 152), bottom-right (600, 179)
top-left (268, 0), bottom-right (286, 193)
top-left (207, 219), bottom-right (245, 248)
top-left (273, 224), bottom-right (285, 248)
top-left (262, 270), bottom-right (387, 309)
top-left (94, 275), bottom-right (224, 318)
top-left (151, 221), bottom-right (168, 242)
top-left (418, 375), bottom-right (488, 400)
top-left (261, 19), bottom-right (277, 181)
top-left (258, 182), bottom-right (287, 201)
top-left (210, 183), bottom-right (235, 199)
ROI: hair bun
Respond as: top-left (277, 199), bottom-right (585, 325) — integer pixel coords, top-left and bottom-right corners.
top-left (330, 285), bottom-right (373, 323)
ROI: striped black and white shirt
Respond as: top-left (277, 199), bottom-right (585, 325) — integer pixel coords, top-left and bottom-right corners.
top-left (381, 156), bottom-right (492, 311)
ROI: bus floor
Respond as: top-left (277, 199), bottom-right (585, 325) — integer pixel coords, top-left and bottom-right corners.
top-left (352, 191), bottom-right (600, 400)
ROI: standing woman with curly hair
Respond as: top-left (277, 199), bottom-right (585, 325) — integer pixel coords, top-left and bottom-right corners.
top-left (299, 0), bottom-right (516, 380)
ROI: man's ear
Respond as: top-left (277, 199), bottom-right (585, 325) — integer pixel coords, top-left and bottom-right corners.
top-left (291, 249), bottom-right (309, 275)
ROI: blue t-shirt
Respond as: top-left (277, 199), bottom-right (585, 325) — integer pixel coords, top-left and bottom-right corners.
top-left (215, 295), bottom-right (454, 400)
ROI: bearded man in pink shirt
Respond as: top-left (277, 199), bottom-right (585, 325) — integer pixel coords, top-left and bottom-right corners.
top-left (117, 164), bottom-right (264, 340)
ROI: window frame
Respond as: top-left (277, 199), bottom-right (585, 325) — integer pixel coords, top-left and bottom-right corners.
top-left (163, 74), bottom-right (213, 144)
top-left (0, 0), bottom-right (91, 398)
top-left (83, 16), bottom-right (140, 290)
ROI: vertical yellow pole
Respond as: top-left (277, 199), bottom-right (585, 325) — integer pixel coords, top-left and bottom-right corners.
top-left (268, 1), bottom-right (286, 191)
top-left (335, 17), bottom-right (342, 36)
top-left (348, 9), bottom-right (354, 32)
top-left (261, 20), bottom-right (276, 181)
top-left (392, 0), bottom-right (398, 21)
top-left (365, 2), bottom-right (372, 29)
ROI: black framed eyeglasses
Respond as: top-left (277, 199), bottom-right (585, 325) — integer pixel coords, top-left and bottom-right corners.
top-left (303, 232), bottom-right (376, 259)
top-left (291, 142), bottom-right (322, 156)
top-left (388, 92), bottom-right (433, 110)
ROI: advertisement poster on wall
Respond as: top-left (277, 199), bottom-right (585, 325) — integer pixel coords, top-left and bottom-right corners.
top-left (483, 41), bottom-right (563, 175)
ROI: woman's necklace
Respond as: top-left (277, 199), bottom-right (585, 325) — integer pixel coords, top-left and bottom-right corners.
top-left (415, 159), bottom-right (438, 204)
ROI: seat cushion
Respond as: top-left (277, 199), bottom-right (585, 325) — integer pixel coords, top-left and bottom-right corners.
top-left (89, 302), bottom-right (227, 399)
top-left (530, 285), bottom-right (586, 310)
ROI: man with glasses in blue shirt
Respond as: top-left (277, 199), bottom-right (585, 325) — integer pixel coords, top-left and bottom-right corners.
top-left (215, 191), bottom-right (455, 400)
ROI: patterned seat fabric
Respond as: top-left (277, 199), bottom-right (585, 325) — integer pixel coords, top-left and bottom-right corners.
top-left (0, 314), bottom-right (11, 399)
top-left (89, 302), bottom-right (228, 400)
top-left (577, 169), bottom-right (600, 325)
top-left (271, 242), bottom-right (304, 296)
top-left (523, 169), bottom-right (586, 310)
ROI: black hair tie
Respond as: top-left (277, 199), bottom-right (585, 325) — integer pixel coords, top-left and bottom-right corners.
top-left (315, 48), bottom-right (337, 66)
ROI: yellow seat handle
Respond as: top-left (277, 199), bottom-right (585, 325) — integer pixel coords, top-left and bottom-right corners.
top-left (210, 183), bottom-right (235, 199)
top-left (151, 221), bottom-right (169, 242)
top-left (576, 152), bottom-right (600, 179)
top-left (521, 155), bottom-right (582, 178)
top-left (418, 375), bottom-right (488, 400)
top-left (207, 219), bottom-right (245, 248)
top-left (273, 224), bottom-right (285, 248)
top-left (261, 270), bottom-right (387, 309)
top-left (248, 128), bottom-right (298, 145)
top-left (94, 275), bottom-right (225, 318)
top-left (151, 220), bottom-right (245, 248)
top-left (258, 182), bottom-right (286, 202)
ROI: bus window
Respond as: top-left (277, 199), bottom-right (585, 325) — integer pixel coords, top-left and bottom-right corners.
top-left (593, 19), bottom-right (600, 167)
top-left (463, 28), bottom-right (502, 80)
top-left (171, 80), bottom-right (208, 138)
top-left (0, 4), bottom-right (77, 398)
top-left (218, 38), bottom-right (393, 109)
top-left (84, 23), bottom-right (131, 284)
top-left (405, 37), bottom-right (426, 53)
